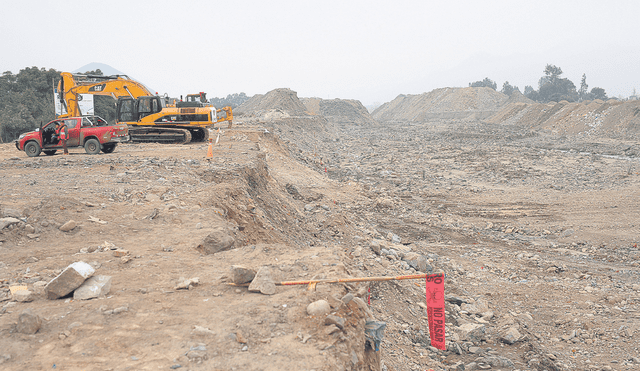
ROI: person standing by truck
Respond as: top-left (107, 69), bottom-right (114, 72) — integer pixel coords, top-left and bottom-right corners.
top-left (56, 122), bottom-right (69, 155)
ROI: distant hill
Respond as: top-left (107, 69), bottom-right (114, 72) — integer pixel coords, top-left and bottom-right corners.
top-left (72, 62), bottom-right (124, 76)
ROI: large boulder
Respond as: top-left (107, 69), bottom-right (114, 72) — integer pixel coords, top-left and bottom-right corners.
top-left (455, 323), bottom-right (486, 342)
top-left (231, 265), bottom-right (256, 285)
top-left (500, 326), bottom-right (522, 344)
top-left (196, 227), bottom-right (235, 255)
top-left (307, 300), bottom-right (331, 316)
top-left (248, 267), bottom-right (276, 295)
top-left (402, 252), bottom-right (433, 273)
top-left (74, 275), bottom-right (112, 300)
top-left (45, 262), bottom-right (95, 300)
top-left (461, 298), bottom-right (489, 315)
top-left (17, 309), bottom-right (42, 334)
top-left (0, 217), bottom-right (20, 230)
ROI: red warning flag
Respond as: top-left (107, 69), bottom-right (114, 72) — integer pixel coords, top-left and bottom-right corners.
top-left (425, 273), bottom-right (445, 350)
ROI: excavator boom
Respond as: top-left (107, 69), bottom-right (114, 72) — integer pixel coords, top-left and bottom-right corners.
top-left (57, 72), bottom-right (153, 117)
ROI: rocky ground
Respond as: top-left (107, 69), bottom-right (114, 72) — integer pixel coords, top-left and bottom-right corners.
top-left (314, 119), bottom-right (640, 371)
top-left (0, 130), bottom-right (381, 371)
top-left (1, 87), bottom-right (640, 371)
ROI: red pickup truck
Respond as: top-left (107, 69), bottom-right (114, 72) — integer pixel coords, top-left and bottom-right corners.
top-left (15, 116), bottom-right (129, 157)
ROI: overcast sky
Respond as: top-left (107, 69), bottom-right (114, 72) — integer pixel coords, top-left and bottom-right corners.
top-left (2, 0), bottom-right (639, 105)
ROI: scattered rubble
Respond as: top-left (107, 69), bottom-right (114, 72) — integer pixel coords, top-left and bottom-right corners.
top-left (175, 277), bottom-right (199, 290)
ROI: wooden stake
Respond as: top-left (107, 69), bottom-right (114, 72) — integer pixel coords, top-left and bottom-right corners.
top-left (229, 272), bottom-right (444, 291)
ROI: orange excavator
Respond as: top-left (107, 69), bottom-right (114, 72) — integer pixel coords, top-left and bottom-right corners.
top-left (57, 72), bottom-right (232, 143)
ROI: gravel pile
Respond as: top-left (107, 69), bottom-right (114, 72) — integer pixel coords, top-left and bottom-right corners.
top-left (372, 87), bottom-right (508, 122)
top-left (488, 99), bottom-right (640, 140)
top-left (301, 98), bottom-right (376, 126)
top-left (235, 88), bottom-right (309, 118)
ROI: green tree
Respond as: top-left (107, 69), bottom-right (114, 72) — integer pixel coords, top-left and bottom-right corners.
top-left (578, 74), bottom-right (589, 101)
top-left (543, 64), bottom-right (563, 84)
top-left (83, 69), bottom-right (103, 76)
top-left (590, 87), bottom-right (608, 100)
top-left (524, 85), bottom-right (539, 101)
top-left (537, 64), bottom-right (578, 102)
top-left (210, 92), bottom-right (250, 108)
top-left (501, 81), bottom-right (519, 96)
top-left (469, 77), bottom-right (497, 90)
top-left (0, 67), bottom-right (60, 142)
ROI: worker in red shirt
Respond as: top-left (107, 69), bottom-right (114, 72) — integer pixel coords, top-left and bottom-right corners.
top-left (56, 122), bottom-right (69, 155)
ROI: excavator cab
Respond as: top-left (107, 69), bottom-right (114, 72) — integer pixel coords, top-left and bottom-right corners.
top-left (116, 96), bottom-right (165, 122)
top-left (176, 92), bottom-right (208, 108)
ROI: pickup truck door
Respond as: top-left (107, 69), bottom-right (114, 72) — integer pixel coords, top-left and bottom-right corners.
top-left (64, 118), bottom-right (80, 146)
top-left (41, 121), bottom-right (59, 147)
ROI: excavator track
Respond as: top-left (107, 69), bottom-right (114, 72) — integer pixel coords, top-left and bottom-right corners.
top-left (189, 127), bottom-right (209, 142)
top-left (128, 127), bottom-right (192, 144)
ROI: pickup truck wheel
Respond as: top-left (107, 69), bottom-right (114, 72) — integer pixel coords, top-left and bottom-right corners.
top-left (101, 143), bottom-right (117, 153)
top-left (44, 150), bottom-right (57, 156)
top-left (25, 141), bottom-right (42, 157)
top-left (84, 138), bottom-right (101, 155)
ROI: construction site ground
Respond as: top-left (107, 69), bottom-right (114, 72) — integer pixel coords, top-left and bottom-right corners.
top-left (1, 88), bottom-right (640, 371)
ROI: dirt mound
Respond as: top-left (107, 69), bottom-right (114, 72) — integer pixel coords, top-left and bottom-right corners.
top-left (302, 98), bottom-right (377, 126)
top-left (504, 90), bottom-right (535, 105)
top-left (372, 87), bottom-right (508, 122)
top-left (487, 99), bottom-right (640, 139)
top-left (235, 93), bottom-right (349, 171)
top-left (235, 88), bottom-right (309, 118)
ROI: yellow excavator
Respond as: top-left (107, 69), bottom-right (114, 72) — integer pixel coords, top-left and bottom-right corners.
top-left (57, 72), bottom-right (232, 143)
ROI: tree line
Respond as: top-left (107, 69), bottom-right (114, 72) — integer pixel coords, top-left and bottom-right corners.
top-left (469, 64), bottom-right (609, 103)
top-left (0, 67), bottom-right (59, 142)
top-left (209, 92), bottom-right (250, 109)
top-left (0, 67), bottom-right (117, 142)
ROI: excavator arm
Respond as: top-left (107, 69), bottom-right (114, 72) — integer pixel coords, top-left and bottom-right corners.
top-left (217, 106), bottom-right (233, 128)
top-left (57, 72), bottom-right (153, 117)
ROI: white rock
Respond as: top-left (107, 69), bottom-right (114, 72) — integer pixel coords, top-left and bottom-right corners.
top-left (13, 290), bottom-right (34, 302)
top-left (456, 323), bottom-right (486, 342)
top-left (74, 275), bottom-right (112, 300)
top-left (307, 300), bottom-right (331, 316)
top-left (0, 217), bottom-right (20, 230)
top-left (500, 326), bottom-right (522, 344)
top-left (45, 261), bottom-right (95, 299)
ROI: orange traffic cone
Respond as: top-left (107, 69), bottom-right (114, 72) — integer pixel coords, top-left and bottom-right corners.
top-left (206, 139), bottom-right (213, 159)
